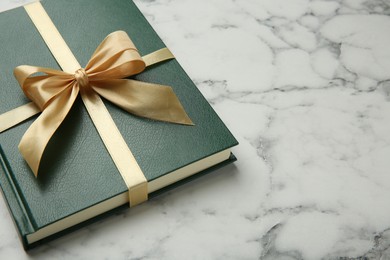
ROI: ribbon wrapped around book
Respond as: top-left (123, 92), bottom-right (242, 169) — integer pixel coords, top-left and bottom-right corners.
top-left (0, 2), bottom-right (193, 207)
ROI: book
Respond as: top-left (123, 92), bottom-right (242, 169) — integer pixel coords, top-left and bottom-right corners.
top-left (0, 0), bottom-right (238, 249)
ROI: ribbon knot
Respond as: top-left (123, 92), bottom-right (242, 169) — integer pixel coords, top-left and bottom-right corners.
top-left (74, 68), bottom-right (89, 89)
top-left (12, 31), bottom-right (193, 177)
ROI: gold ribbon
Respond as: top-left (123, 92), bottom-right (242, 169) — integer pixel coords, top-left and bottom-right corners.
top-left (0, 2), bottom-right (193, 206)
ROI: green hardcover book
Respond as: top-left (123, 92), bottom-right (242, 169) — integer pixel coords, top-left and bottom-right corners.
top-left (0, 0), bottom-right (238, 250)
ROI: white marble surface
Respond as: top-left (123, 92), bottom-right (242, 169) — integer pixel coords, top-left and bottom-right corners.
top-left (1, 0), bottom-right (390, 259)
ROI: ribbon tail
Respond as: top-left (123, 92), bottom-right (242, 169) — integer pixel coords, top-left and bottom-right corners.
top-left (19, 86), bottom-right (78, 176)
top-left (91, 79), bottom-right (193, 125)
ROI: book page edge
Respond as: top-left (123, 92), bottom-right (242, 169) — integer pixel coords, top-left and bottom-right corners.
top-left (26, 148), bottom-right (232, 244)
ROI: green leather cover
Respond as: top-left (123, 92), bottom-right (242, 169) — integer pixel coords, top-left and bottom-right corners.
top-left (0, 0), bottom-right (238, 249)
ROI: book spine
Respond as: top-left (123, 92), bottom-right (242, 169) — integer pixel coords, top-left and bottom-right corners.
top-left (0, 145), bottom-right (35, 248)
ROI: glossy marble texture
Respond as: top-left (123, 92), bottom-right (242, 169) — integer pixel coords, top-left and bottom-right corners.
top-left (1, 0), bottom-right (390, 259)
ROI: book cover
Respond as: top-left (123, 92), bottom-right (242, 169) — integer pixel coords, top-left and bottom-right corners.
top-left (0, 0), bottom-right (238, 249)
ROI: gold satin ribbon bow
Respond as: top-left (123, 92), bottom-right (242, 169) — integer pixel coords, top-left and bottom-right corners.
top-left (13, 31), bottom-right (193, 177)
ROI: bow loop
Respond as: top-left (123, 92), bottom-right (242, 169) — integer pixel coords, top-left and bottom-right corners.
top-left (14, 65), bottom-right (69, 83)
top-left (85, 31), bottom-right (145, 80)
top-left (14, 65), bottom-right (74, 110)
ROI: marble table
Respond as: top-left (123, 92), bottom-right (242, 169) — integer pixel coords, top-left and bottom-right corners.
top-left (1, 0), bottom-right (390, 259)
